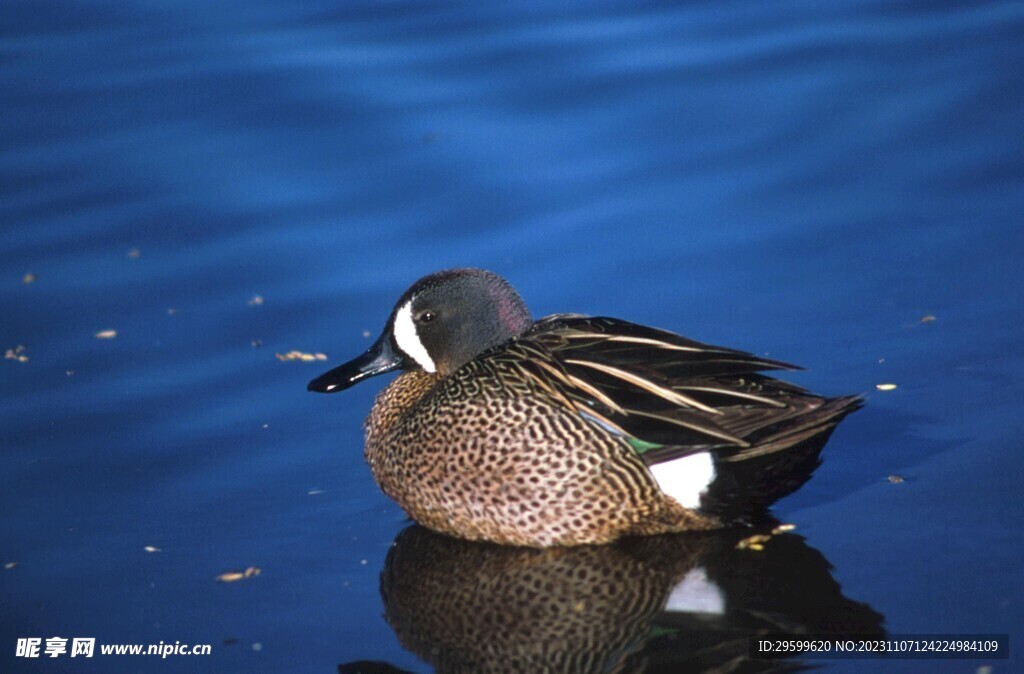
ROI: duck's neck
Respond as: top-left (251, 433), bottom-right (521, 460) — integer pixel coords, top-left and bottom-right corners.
top-left (364, 371), bottom-right (443, 448)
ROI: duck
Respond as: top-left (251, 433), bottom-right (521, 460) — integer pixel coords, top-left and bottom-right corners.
top-left (308, 268), bottom-right (860, 547)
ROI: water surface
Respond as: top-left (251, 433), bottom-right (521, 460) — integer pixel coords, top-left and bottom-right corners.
top-left (2, 1), bottom-right (1023, 672)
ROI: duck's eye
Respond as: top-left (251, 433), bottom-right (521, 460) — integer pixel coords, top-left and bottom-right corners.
top-left (416, 311), bottom-right (436, 324)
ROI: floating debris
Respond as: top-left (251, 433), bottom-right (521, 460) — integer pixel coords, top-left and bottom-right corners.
top-left (361, 330), bottom-right (372, 338)
top-left (736, 534), bottom-right (772, 552)
top-left (144, 546), bottom-right (161, 553)
top-left (875, 383), bottom-right (897, 391)
top-left (275, 351), bottom-right (328, 362)
top-left (920, 315), bottom-right (936, 324)
top-left (127, 248), bottom-right (141, 259)
top-left (167, 307), bottom-right (177, 316)
top-left (307, 489), bottom-right (324, 496)
top-left (216, 566), bottom-right (261, 583)
top-left (66, 370), bottom-right (75, 377)
top-left (887, 474), bottom-right (905, 484)
top-left (738, 525), bottom-right (796, 551)
top-left (251, 642), bottom-right (262, 652)
top-left (5, 345), bottom-right (28, 362)
top-left (4, 562), bottom-right (17, 570)
top-left (251, 340), bottom-right (262, 348)
top-left (95, 330), bottom-right (118, 339)
top-left (22, 273), bottom-right (36, 284)
top-left (248, 295), bottom-right (264, 306)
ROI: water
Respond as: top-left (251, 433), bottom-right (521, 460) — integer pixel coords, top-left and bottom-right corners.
top-left (2, 1), bottom-right (1022, 671)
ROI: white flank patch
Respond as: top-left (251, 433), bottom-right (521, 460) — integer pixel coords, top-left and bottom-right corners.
top-left (664, 567), bottom-right (725, 615)
top-left (648, 451), bottom-right (715, 509)
top-left (393, 301), bottom-right (436, 373)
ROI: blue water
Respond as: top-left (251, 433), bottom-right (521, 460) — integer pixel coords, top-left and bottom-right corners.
top-left (3, 1), bottom-right (1023, 672)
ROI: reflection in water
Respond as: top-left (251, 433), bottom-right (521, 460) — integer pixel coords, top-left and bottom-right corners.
top-left (340, 525), bottom-right (883, 673)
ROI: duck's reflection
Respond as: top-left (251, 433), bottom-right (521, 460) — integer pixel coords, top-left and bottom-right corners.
top-left (340, 524), bottom-right (883, 674)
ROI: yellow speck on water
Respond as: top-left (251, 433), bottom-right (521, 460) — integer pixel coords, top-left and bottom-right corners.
top-left (887, 475), bottom-right (905, 484)
top-left (736, 534), bottom-right (772, 551)
top-left (275, 351), bottom-right (328, 362)
top-left (217, 566), bottom-right (260, 583)
top-left (876, 383), bottom-right (897, 391)
top-left (95, 330), bottom-right (118, 339)
top-left (22, 273), bottom-right (36, 284)
top-left (920, 315), bottom-right (936, 323)
top-left (144, 546), bottom-right (161, 553)
top-left (977, 666), bottom-right (993, 674)
top-left (738, 527), bottom-right (797, 550)
top-left (4, 345), bottom-right (28, 362)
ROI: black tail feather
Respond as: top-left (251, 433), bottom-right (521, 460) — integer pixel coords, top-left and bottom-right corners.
top-left (698, 396), bottom-right (862, 522)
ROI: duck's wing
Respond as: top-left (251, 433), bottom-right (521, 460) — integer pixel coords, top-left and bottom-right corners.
top-left (496, 315), bottom-right (828, 453)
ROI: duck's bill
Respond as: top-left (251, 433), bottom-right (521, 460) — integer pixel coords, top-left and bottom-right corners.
top-left (307, 336), bottom-right (403, 393)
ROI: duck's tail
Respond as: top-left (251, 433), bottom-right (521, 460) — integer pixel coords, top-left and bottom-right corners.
top-left (642, 395), bottom-right (862, 524)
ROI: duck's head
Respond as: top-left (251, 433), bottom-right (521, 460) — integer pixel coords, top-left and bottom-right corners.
top-left (308, 268), bottom-right (533, 393)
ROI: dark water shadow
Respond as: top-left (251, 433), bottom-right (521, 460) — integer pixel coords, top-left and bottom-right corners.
top-left (339, 524), bottom-right (883, 674)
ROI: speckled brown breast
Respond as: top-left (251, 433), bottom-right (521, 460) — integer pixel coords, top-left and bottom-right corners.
top-left (364, 359), bottom-right (715, 547)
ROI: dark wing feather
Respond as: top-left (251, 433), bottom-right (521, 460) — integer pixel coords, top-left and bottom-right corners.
top-left (489, 315), bottom-right (824, 452)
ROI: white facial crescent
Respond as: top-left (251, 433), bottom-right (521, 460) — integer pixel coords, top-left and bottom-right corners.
top-left (393, 301), bottom-right (437, 373)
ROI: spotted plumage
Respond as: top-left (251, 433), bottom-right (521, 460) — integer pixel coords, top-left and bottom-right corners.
top-left (309, 268), bottom-right (860, 547)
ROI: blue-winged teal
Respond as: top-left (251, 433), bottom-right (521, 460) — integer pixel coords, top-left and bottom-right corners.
top-left (309, 268), bottom-right (860, 547)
